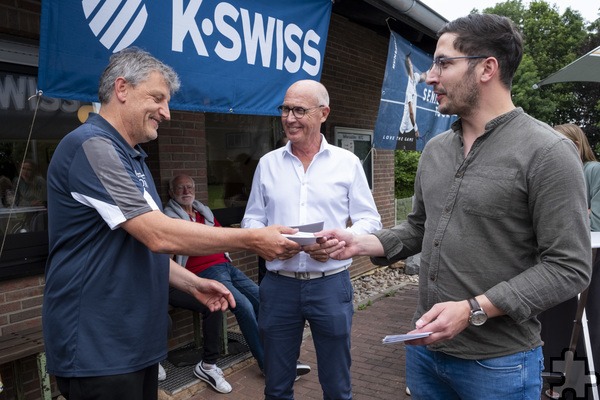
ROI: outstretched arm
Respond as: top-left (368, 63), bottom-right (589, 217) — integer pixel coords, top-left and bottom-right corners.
top-left (314, 228), bottom-right (385, 260)
top-left (122, 210), bottom-right (300, 261)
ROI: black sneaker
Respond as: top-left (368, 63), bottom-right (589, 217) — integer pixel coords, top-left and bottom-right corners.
top-left (295, 360), bottom-right (311, 381)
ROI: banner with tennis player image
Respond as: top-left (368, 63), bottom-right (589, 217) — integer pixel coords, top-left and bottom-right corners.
top-left (373, 31), bottom-right (456, 151)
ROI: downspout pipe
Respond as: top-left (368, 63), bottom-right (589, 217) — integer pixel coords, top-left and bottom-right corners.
top-left (363, 0), bottom-right (448, 36)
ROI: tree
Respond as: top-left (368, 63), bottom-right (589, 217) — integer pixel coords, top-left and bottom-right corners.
top-left (394, 150), bottom-right (420, 198)
top-left (484, 1), bottom-right (600, 152)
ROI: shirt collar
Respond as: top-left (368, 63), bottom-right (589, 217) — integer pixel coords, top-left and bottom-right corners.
top-left (281, 134), bottom-right (330, 158)
top-left (87, 113), bottom-right (147, 161)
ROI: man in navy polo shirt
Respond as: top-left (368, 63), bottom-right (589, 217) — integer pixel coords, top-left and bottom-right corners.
top-left (43, 47), bottom-right (300, 400)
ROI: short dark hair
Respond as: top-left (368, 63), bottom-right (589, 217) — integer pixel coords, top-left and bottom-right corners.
top-left (439, 14), bottom-right (523, 89)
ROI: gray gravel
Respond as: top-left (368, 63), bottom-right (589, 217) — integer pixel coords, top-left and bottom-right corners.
top-left (351, 263), bottom-right (419, 306)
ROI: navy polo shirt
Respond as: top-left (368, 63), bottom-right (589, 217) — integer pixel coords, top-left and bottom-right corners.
top-left (43, 114), bottom-right (169, 377)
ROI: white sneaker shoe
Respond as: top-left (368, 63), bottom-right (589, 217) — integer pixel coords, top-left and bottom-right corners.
top-left (194, 362), bottom-right (232, 394)
top-left (158, 363), bottom-right (166, 381)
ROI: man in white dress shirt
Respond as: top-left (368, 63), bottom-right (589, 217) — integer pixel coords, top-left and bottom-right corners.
top-left (242, 79), bottom-right (381, 400)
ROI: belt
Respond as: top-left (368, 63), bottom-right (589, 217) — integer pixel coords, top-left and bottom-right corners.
top-left (272, 266), bottom-right (348, 280)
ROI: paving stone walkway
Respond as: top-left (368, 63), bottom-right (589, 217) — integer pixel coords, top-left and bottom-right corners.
top-left (185, 282), bottom-right (418, 400)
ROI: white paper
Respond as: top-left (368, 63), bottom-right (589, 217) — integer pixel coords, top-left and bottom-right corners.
top-left (283, 232), bottom-right (321, 245)
top-left (290, 221), bottom-right (324, 233)
top-left (382, 332), bottom-right (432, 344)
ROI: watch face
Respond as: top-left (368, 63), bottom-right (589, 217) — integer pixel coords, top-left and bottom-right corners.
top-left (470, 311), bottom-right (487, 326)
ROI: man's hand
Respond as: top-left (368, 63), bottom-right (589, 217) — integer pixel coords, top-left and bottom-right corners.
top-left (315, 228), bottom-right (357, 260)
top-left (251, 225), bottom-right (301, 261)
top-left (302, 241), bottom-right (330, 262)
top-left (404, 300), bottom-right (471, 345)
top-left (189, 277), bottom-right (236, 312)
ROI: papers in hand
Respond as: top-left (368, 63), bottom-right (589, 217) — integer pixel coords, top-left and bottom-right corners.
top-left (283, 232), bottom-right (321, 245)
top-left (382, 332), bottom-right (432, 344)
top-left (284, 221), bottom-right (325, 245)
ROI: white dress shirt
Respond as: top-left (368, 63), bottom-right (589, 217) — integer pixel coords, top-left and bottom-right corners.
top-left (242, 135), bottom-right (381, 273)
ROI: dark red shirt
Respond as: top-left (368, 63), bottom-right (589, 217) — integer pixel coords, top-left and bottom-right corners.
top-left (184, 211), bottom-right (229, 274)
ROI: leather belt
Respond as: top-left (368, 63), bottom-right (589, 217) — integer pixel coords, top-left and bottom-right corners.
top-left (272, 266), bottom-right (347, 280)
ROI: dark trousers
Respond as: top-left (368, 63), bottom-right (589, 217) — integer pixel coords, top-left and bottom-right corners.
top-left (56, 364), bottom-right (158, 400)
top-left (168, 287), bottom-right (223, 364)
top-left (260, 270), bottom-right (354, 400)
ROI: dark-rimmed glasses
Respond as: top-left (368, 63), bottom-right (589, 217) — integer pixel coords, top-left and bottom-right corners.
top-left (428, 56), bottom-right (488, 76)
top-left (277, 105), bottom-right (324, 119)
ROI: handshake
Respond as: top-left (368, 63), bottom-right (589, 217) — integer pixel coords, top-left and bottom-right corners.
top-left (253, 225), bottom-right (366, 262)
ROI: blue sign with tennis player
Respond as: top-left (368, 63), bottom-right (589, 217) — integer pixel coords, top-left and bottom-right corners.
top-left (373, 31), bottom-right (456, 151)
top-left (38, 0), bottom-right (332, 116)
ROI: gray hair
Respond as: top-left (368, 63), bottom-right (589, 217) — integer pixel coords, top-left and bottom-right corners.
top-left (98, 47), bottom-right (181, 103)
top-left (168, 174), bottom-right (194, 191)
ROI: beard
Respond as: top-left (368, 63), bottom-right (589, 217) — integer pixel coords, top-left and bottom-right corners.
top-left (438, 70), bottom-right (479, 118)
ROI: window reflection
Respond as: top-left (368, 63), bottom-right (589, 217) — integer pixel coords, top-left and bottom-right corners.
top-left (205, 114), bottom-right (283, 217)
top-left (0, 206), bottom-right (47, 235)
top-left (0, 63), bottom-right (89, 279)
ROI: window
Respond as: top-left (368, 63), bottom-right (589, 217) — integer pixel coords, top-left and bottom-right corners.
top-left (205, 113), bottom-right (283, 226)
top-left (0, 62), bottom-right (90, 280)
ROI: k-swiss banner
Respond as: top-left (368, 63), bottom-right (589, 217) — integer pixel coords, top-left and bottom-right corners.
top-left (373, 31), bottom-right (455, 151)
top-left (38, 0), bottom-right (332, 115)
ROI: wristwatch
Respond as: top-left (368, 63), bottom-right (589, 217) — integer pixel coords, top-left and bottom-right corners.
top-left (467, 297), bottom-right (488, 326)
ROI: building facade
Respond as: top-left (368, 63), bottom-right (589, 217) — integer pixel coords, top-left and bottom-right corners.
top-left (0, 1), bottom-right (442, 398)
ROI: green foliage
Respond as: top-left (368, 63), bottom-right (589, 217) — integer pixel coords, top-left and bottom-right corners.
top-left (481, 1), bottom-right (600, 142)
top-left (394, 150), bottom-right (420, 198)
top-left (357, 300), bottom-right (372, 310)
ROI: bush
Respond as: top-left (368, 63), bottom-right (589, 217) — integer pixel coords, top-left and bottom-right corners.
top-left (395, 150), bottom-right (420, 199)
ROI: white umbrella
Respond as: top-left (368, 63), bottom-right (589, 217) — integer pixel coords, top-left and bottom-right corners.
top-left (534, 45), bottom-right (600, 88)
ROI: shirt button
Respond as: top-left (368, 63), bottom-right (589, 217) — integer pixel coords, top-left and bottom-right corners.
top-left (430, 274), bottom-right (436, 281)
top-left (434, 240), bottom-right (439, 247)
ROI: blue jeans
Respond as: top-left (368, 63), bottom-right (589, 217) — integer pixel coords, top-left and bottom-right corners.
top-left (406, 345), bottom-right (543, 400)
top-left (260, 270), bottom-right (354, 400)
top-left (199, 263), bottom-right (263, 370)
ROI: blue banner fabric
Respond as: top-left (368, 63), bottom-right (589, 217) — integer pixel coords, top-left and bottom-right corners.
top-left (373, 31), bottom-right (456, 151)
top-left (38, 0), bottom-right (332, 116)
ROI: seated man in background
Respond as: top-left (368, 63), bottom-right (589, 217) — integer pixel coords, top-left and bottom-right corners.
top-left (164, 174), bottom-right (311, 381)
top-left (165, 294), bottom-right (231, 393)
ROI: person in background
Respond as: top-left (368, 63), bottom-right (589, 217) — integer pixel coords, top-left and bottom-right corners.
top-left (554, 124), bottom-right (600, 228)
top-left (540, 123), bottom-right (600, 399)
top-left (43, 47), bottom-right (300, 400)
top-left (164, 290), bottom-right (230, 393)
top-left (242, 79), bottom-right (381, 400)
top-left (164, 174), bottom-right (311, 386)
top-left (316, 14), bottom-right (591, 399)
top-left (13, 159), bottom-right (46, 206)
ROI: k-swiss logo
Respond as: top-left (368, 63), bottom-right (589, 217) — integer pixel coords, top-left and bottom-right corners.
top-left (82, 0), bottom-right (148, 52)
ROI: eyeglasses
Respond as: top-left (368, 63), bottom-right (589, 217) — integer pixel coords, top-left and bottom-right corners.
top-left (277, 105), bottom-right (323, 119)
top-left (174, 184), bottom-right (194, 193)
top-left (428, 56), bottom-right (488, 76)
